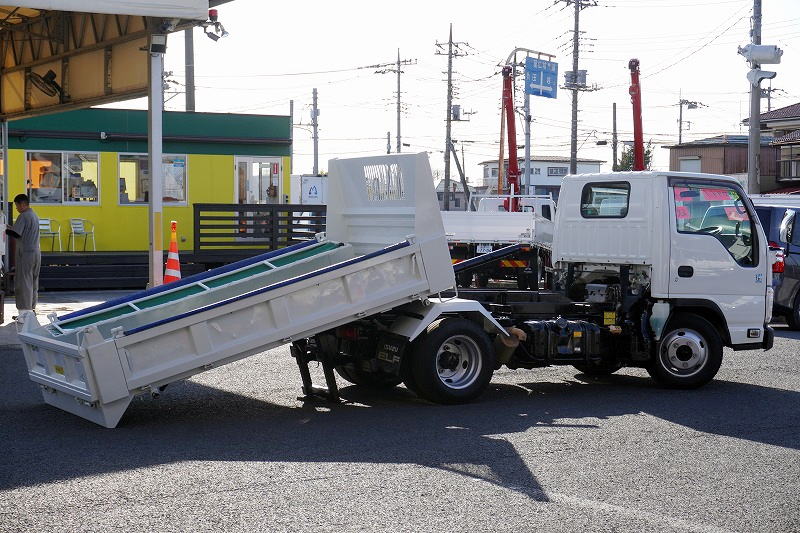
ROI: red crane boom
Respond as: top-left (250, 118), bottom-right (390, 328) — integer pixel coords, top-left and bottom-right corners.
top-left (628, 58), bottom-right (645, 171)
top-left (501, 65), bottom-right (520, 212)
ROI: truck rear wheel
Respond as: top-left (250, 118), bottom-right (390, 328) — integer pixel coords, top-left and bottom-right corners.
top-left (456, 271), bottom-right (473, 288)
top-left (646, 313), bottom-right (723, 389)
top-left (410, 317), bottom-right (495, 404)
top-left (335, 364), bottom-right (402, 389)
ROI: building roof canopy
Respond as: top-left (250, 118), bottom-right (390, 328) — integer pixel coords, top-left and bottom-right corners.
top-left (2, 1), bottom-right (208, 19)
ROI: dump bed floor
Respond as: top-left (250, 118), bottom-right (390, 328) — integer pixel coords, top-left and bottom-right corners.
top-left (51, 239), bottom-right (347, 336)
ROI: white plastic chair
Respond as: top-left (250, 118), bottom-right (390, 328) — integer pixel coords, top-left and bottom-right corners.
top-left (67, 218), bottom-right (96, 251)
top-left (39, 218), bottom-right (62, 251)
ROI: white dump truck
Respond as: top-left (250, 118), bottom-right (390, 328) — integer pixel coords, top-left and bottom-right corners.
top-left (16, 154), bottom-right (505, 427)
top-left (16, 160), bottom-right (774, 428)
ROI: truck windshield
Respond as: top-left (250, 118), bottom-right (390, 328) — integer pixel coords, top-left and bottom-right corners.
top-left (674, 184), bottom-right (756, 266)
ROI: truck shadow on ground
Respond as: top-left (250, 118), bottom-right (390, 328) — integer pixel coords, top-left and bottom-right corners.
top-left (1, 349), bottom-right (798, 500)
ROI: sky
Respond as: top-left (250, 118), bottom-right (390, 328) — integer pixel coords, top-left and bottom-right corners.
top-left (109, 0), bottom-right (800, 184)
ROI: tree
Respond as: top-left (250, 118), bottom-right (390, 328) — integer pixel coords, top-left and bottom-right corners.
top-left (617, 141), bottom-right (654, 171)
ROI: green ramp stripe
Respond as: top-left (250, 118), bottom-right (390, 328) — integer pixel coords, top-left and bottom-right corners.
top-left (271, 242), bottom-right (339, 267)
top-left (136, 284), bottom-right (207, 309)
top-left (60, 305), bottom-right (135, 329)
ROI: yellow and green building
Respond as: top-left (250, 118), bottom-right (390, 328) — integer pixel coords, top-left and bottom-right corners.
top-left (6, 108), bottom-right (292, 252)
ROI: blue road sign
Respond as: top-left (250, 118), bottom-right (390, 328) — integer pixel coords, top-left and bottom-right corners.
top-left (525, 57), bottom-right (558, 98)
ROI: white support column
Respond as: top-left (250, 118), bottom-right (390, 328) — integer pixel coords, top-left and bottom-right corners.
top-left (148, 45), bottom-right (165, 287)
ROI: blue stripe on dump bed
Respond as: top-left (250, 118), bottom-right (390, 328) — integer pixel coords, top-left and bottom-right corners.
top-left (59, 240), bottom-right (320, 322)
top-left (123, 240), bottom-right (412, 337)
top-left (452, 243), bottom-right (522, 272)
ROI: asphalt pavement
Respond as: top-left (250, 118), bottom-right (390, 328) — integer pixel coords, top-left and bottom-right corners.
top-left (0, 300), bottom-right (798, 532)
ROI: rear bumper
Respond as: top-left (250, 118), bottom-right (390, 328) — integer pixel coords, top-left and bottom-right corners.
top-left (763, 325), bottom-right (775, 350)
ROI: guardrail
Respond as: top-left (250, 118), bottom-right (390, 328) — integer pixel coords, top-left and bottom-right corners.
top-left (193, 203), bottom-right (326, 264)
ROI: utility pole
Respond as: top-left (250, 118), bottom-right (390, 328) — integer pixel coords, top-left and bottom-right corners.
top-left (184, 28), bottom-right (195, 112)
top-left (739, 0), bottom-right (782, 193)
top-left (387, 132), bottom-right (391, 154)
top-left (678, 97), bottom-right (704, 145)
top-left (560, 0), bottom-right (597, 175)
top-left (747, 0), bottom-right (762, 194)
top-left (761, 82), bottom-right (784, 111)
top-left (436, 24), bottom-right (468, 210)
top-left (523, 76), bottom-right (532, 194)
top-left (375, 50), bottom-right (416, 153)
top-left (312, 88), bottom-right (319, 176)
top-left (569, 0), bottom-right (580, 175)
top-left (612, 102), bottom-right (618, 171)
top-left (396, 50), bottom-right (402, 153)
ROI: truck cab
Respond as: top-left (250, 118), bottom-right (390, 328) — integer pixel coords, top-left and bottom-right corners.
top-left (553, 170), bottom-right (773, 352)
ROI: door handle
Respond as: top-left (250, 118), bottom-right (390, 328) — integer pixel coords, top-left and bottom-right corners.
top-left (678, 265), bottom-right (694, 278)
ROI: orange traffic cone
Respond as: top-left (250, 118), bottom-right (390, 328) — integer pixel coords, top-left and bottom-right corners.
top-left (164, 220), bottom-right (181, 283)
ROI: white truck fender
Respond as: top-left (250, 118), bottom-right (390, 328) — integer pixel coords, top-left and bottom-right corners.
top-left (389, 297), bottom-right (509, 341)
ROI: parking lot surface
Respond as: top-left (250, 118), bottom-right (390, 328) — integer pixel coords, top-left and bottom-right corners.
top-left (1, 319), bottom-right (798, 532)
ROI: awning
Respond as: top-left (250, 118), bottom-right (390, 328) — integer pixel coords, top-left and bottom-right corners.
top-left (5, 1), bottom-right (209, 19)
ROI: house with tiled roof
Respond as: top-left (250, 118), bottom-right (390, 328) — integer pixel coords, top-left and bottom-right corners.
top-left (759, 102), bottom-right (800, 189)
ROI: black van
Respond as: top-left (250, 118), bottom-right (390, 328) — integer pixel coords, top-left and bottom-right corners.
top-left (754, 205), bottom-right (800, 328)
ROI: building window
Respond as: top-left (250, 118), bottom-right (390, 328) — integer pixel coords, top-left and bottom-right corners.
top-left (27, 151), bottom-right (99, 204)
top-left (547, 167), bottom-right (568, 177)
top-left (119, 154), bottom-right (187, 204)
top-left (679, 156), bottom-right (701, 173)
top-left (778, 145), bottom-right (800, 180)
top-left (533, 168), bottom-right (541, 175)
top-left (490, 168), bottom-right (498, 177)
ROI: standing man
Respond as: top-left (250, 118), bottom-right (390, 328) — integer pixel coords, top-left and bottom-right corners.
top-left (5, 193), bottom-right (40, 314)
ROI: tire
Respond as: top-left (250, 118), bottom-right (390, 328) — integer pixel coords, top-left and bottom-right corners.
top-left (785, 293), bottom-right (800, 330)
top-left (335, 364), bottom-right (402, 389)
top-left (409, 317), bottom-right (495, 404)
top-left (456, 271), bottom-right (473, 288)
top-left (573, 360), bottom-right (623, 376)
top-left (517, 268), bottom-right (529, 291)
top-left (646, 313), bottom-right (723, 389)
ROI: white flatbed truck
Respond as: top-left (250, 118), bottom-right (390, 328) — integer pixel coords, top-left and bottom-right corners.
top-left (16, 161), bottom-right (774, 427)
top-left (442, 195), bottom-right (556, 290)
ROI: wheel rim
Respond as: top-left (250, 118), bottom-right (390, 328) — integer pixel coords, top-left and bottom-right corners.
top-left (436, 334), bottom-right (482, 390)
top-left (659, 327), bottom-right (708, 378)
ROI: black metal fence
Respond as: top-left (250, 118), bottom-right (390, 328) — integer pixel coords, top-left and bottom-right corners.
top-left (193, 203), bottom-right (327, 264)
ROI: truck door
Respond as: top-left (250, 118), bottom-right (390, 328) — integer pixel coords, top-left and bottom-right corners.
top-left (669, 178), bottom-right (766, 345)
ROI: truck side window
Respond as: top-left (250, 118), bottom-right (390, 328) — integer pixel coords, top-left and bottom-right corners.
top-left (580, 181), bottom-right (630, 218)
top-left (674, 184), bottom-right (756, 267)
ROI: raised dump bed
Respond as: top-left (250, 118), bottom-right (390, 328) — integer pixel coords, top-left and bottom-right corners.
top-left (17, 153), bottom-right (455, 427)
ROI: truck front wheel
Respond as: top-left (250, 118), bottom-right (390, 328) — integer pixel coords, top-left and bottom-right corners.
top-left (410, 318), bottom-right (495, 404)
top-left (647, 313), bottom-right (723, 389)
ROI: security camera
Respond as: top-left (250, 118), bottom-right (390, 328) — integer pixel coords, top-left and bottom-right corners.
top-left (160, 18), bottom-right (180, 33)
